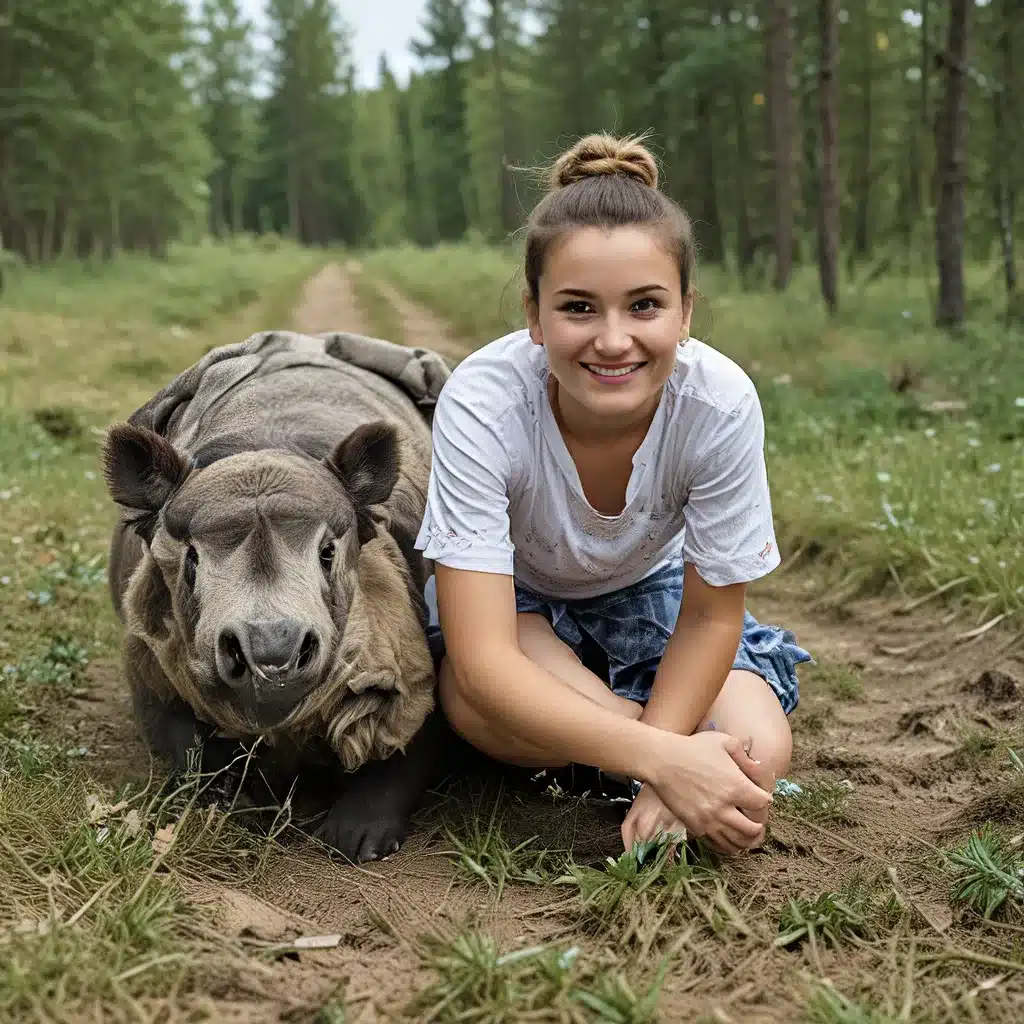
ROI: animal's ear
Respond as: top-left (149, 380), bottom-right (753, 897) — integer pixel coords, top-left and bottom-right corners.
top-left (328, 422), bottom-right (401, 515)
top-left (102, 423), bottom-right (189, 541)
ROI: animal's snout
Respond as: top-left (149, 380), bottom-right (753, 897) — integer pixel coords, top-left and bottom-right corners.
top-left (217, 617), bottom-right (319, 701)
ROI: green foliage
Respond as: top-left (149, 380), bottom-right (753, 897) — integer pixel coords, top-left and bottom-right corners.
top-left (1, 0), bottom-right (211, 262)
top-left (408, 932), bottom-right (667, 1023)
top-left (775, 881), bottom-right (878, 949)
top-left (944, 824), bottom-right (1024, 919)
top-left (806, 984), bottom-right (902, 1024)
top-left (775, 780), bottom-right (853, 824)
top-left (444, 795), bottom-right (563, 898)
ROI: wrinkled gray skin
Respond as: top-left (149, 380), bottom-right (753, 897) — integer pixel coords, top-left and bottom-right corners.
top-left (104, 331), bottom-right (448, 862)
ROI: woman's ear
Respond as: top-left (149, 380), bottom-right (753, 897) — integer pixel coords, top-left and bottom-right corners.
top-left (523, 290), bottom-right (544, 346)
top-left (680, 290), bottom-right (694, 340)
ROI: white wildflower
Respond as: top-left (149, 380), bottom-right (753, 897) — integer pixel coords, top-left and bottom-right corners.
top-left (924, 428), bottom-right (936, 438)
top-left (968, 555), bottom-right (980, 565)
top-left (877, 471), bottom-right (891, 484)
top-left (967, 438), bottom-right (981, 448)
top-left (986, 463), bottom-right (1001, 473)
top-left (815, 494), bottom-right (835, 504)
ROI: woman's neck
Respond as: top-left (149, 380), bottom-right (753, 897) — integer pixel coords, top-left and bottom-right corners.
top-left (549, 376), bottom-right (661, 450)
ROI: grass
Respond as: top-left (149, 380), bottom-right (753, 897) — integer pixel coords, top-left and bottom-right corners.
top-left (774, 778), bottom-right (854, 824)
top-left (443, 792), bottom-right (563, 897)
top-left (944, 824), bottom-right (1024, 920)
top-left (407, 931), bottom-right (667, 1023)
top-left (4, 240), bottom-right (1024, 1020)
top-left (364, 246), bottom-right (1024, 625)
top-left (350, 265), bottom-right (408, 344)
top-left (0, 762), bottom-right (285, 1020)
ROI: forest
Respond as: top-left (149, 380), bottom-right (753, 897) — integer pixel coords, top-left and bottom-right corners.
top-left (1, 0), bottom-right (1020, 326)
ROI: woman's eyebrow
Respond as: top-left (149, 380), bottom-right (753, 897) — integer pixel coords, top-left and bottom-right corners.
top-left (554, 284), bottom-right (671, 298)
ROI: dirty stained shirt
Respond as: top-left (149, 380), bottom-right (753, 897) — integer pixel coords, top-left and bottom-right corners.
top-left (414, 329), bottom-right (781, 600)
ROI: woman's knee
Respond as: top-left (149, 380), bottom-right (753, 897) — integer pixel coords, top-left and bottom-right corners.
top-left (706, 669), bottom-right (793, 778)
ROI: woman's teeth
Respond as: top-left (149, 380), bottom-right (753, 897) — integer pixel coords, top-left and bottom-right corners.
top-left (584, 363), bottom-right (643, 377)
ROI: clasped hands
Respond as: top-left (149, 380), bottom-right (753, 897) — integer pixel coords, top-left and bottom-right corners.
top-left (621, 728), bottom-right (774, 856)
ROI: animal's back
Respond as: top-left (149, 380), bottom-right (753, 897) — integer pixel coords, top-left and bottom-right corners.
top-left (186, 358), bottom-right (430, 461)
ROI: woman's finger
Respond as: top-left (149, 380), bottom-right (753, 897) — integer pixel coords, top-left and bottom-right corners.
top-left (720, 806), bottom-right (766, 840)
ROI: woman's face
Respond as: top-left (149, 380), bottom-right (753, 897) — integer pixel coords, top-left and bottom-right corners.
top-left (525, 225), bottom-right (691, 429)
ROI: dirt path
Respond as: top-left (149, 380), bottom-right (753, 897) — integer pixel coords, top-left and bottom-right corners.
top-left (289, 262), bottom-right (373, 336)
top-left (364, 273), bottom-right (470, 363)
top-left (69, 268), bottom-right (1024, 1021)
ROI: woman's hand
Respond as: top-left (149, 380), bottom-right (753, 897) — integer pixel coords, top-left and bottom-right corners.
top-left (644, 729), bottom-right (772, 854)
top-left (620, 784), bottom-right (686, 852)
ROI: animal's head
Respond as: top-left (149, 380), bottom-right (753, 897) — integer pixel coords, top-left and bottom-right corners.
top-left (103, 422), bottom-right (433, 764)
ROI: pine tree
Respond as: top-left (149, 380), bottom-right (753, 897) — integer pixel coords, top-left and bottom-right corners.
top-left (195, 0), bottom-right (258, 236)
top-left (411, 0), bottom-right (471, 241)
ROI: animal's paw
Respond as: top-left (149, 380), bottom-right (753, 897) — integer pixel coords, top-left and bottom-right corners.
top-left (316, 795), bottom-right (409, 863)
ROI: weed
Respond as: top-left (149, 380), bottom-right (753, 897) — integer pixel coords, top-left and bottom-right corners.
top-left (806, 983), bottom-right (901, 1024)
top-left (0, 761), bottom-right (282, 1018)
top-left (408, 931), bottom-right (666, 1023)
top-left (810, 663), bottom-right (865, 701)
top-left (444, 792), bottom-right (564, 897)
top-left (944, 823), bottom-right (1024, 919)
top-left (557, 836), bottom-right (721, 940)
top-left (776, 880), bottom-right (877, 949)
top-left (775, 779), bottom-right (853, 824)
top-left (796, 706), bottom-right (834, 734)
top-left (13, 634), bottom-right (90, 687)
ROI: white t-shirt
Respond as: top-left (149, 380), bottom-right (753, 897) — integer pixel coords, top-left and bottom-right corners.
top-left (414, 329), bottom-right (781, 600)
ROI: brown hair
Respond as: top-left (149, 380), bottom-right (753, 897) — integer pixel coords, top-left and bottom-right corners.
top-left (524, 133), bottom-right (696, 304)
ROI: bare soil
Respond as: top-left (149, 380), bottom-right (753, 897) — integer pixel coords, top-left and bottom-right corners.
top-left (73, 266), bottom-right (1024, 1021)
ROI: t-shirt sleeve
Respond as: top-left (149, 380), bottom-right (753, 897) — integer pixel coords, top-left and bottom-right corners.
top-left (414, 378), bottom-right (515, 574)
top-left (681, 389), bottom-right (781, 586)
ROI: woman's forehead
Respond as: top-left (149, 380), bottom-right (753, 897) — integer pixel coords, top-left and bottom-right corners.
top-left (542, 226), bottom-right (679, 290)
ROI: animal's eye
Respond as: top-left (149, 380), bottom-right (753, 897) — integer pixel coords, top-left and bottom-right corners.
top-left (319, 540), bottom-right (335, 573)
top-left (183, 545), bottom-right (199, 587)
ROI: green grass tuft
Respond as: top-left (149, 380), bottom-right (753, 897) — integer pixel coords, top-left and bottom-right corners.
top-left (806, 984), bottom-right (902, 1024)
top-left (775, 779), bottom-right (854, 824)
top-left (944, 823), bottom-right (1024, 919)
top-left (408, 931), bottom-right (667, 1023)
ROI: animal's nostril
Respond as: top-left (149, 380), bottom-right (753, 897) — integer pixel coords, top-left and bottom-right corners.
top-left (219, 631), bottom-right (247, 680)
top-left (297, 631), bottom-right (317, 670)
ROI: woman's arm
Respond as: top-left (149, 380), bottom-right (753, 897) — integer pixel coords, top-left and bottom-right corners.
top-left (640, 562), bottom-right (746, 737)
top-left (436, 563), bottom-right (772, 850)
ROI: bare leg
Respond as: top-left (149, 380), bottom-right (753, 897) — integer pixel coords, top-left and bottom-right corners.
top-left (438, 612), bottom-right (642, 768)
top-left (697, 669), bottom-right (792, 798)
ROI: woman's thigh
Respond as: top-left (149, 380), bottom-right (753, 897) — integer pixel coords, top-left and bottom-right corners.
top-left (438, 613), bottom-right (641, 769)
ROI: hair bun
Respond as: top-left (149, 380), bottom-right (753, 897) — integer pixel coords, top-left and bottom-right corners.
top-left (550, 133), bottom-right (659, 191)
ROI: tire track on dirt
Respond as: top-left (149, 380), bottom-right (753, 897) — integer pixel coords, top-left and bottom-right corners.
top-left (289, 262), bottom-right (373, 336)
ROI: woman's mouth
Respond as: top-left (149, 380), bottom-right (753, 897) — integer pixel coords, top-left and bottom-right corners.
top-left (581, 361), bottom-right (647, 383)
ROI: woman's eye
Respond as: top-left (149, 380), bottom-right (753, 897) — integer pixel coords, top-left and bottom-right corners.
top-left (319, 541), bottom-right (335, 573)
top-left (561, 301), bottom-right (593, 315)
top-left (184, 545), bottom-right (198, 587)
top-left (632, 297), bottom-right (661, 314)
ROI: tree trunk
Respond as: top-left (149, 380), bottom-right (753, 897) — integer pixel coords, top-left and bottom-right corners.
top-left (695, 92), bottom-right (725, 264)
top-left (487, 1), bottom-right (516, 236)
top-left (767, 0), bottom-right (795, 290)
top-left (853, 0), bottom-right (873, 259)
top-left (817, 0), bottom-right (839, 314)
top-left (934, 0), bottom-right (970, 328)
top-left (731, 78), bottom-right (753, 277)
top-left (993, 0), bottom-right (1017, 301)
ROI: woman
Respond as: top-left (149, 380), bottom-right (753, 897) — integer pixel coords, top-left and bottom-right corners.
top-left (415, 133), bottom-right (811, 855)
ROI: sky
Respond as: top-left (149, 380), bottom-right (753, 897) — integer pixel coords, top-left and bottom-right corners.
top-left (229, 0), bottom-right (430, 89)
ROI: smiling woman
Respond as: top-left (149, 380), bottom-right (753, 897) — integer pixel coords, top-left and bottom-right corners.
top-left (416, 133), bottom-right (812, 857)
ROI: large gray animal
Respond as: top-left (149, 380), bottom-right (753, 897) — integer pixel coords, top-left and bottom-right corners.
top-left (103, 330), bottom-right (451, 862)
